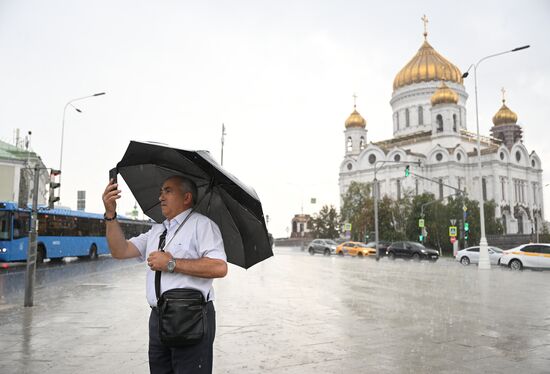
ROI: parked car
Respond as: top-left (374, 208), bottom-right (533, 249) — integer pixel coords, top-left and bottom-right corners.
top-left (307, 239), bottom-right (338, 256)
top-left (364, 241), bottom-right (392, 257)
top-left (499, 243), bottom-right (550, 270)
top-left (387, 241), bottom-right (439, 262)
top-left (335, 241), bottom-right (370, 257)
top-left (455, 246), bottom-right (504, 266)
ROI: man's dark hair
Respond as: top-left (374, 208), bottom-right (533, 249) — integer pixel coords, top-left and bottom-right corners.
top-left (169, 176), bottom-right (198, 206)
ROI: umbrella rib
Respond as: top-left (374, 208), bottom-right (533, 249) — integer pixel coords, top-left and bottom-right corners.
top-left (143, 200), bottom-right (161, 213)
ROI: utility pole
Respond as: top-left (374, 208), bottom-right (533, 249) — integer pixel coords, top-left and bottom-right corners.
top-left (221, 123), bottom-right (226, 166)
top-left (24, 166), bottom-right (40, 307)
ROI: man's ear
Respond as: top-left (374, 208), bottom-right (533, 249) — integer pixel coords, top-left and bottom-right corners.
top-left (184, 192), bottom-right (193, 205)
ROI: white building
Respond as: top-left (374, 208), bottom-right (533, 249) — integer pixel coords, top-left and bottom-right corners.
top-left (339, 30), bottom-right (544, 235)
top-left (0, 134), bottom-right (49, 207)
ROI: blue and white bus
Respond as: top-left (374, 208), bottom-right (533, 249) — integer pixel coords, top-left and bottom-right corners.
top-left (0, 201), bottom-right (152, 263)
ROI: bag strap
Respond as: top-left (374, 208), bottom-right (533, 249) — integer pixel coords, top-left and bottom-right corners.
top-left (155, 210), bottom-right (194, 302)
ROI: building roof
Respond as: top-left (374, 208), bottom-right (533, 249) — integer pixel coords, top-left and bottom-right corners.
top-left (0, 139), bottom-right (40, 162)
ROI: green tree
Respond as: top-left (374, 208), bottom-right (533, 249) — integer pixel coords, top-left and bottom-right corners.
top-left (340, 182), bottom-right (373, 241)
top-left (311, 205), bottom-right (341, 238)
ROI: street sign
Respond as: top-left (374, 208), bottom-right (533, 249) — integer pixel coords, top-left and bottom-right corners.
top-left (463, 205), bottom-right (468, 212)
top-left (450, 219), bottom-right (456, 225)
top-left (450, 236), bottom-right (456, 244)
top-left (449, 226), bottom-right (457, 237)
top-left (344, 223), bottom-right (352, 231)
top-left (418, 219), bottom-right (425, 228)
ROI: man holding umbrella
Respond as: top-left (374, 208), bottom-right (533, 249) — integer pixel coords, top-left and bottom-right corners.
top-left (102, 175), bottom-right (227, 373)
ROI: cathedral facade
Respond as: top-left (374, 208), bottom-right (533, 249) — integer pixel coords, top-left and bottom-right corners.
top-left (339, 30), bottom-right (544, 235)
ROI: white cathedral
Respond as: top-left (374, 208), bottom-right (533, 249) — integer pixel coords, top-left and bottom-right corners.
top-left (339, 28), bottom-right (544, 235)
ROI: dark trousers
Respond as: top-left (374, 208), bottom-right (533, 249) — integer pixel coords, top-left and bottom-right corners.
top-left (149, 301), bottom-right (216, 374)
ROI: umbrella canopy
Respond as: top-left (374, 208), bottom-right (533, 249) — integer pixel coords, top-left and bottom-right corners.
top-left (115, 140), bottom-right (273, 269)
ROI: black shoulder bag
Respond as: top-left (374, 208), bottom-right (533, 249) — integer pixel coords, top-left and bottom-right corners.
top-left (155, 210), bottom-right (207, 347)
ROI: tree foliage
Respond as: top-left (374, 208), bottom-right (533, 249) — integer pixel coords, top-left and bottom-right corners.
top-left (339, 182), bottom-right (503, 255)
top-left (310, 205), bottom-right (340, 238)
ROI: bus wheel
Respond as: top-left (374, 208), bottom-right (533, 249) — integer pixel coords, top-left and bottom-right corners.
top-left (37, 245), bottom-right (46, 264)
top-left (89, 244), bottom-right (98, 260)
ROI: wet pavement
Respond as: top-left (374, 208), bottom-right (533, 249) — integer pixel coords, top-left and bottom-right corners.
top-left (1, 247), bottom-right (550, 373)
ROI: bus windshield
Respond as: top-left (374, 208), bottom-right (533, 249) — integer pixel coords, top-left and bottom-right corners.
top-left (0, 211), bottom-right (10, 240)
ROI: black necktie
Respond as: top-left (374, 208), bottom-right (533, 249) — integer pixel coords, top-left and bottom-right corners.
top-left (158, 228), bottom-right (168, 252)
top-left (154, 228), bottom-right (168, 298)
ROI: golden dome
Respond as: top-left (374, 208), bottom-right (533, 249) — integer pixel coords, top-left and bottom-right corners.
top-left (492, 99), bottom-right (518, 125)
top-left (345, 106), bottom-right (366, 128)
top-left (430, 81), bottom-right (459, 106)
top-left (393, 39), bottom-right (463, 90)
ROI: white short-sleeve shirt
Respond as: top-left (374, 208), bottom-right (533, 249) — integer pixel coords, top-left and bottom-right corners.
top-left (129, 208), bottom-right (226, 307)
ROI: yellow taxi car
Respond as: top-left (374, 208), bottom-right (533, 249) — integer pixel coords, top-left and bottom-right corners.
top-left (335, 241), bottom-right (371, 257)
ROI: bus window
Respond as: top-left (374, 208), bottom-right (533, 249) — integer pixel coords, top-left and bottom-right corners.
top-left (13, 212), bottom-right (30, 239)
top-left (0, 212), bottom-right (10, 240)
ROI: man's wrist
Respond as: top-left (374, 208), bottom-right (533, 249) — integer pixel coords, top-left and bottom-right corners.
top-left (104, 211), bottom-right (117, 221)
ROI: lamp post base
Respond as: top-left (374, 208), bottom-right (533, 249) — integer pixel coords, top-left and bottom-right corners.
top-left (478, 236), bottom-right (491, 270)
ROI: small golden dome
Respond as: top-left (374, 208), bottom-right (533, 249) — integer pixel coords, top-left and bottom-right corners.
top-left (345, 106), bottom-right (366, 128)
top-left (492, 99), bottom-right (518, 125)
top-left (393, 39), bottom-right (463, 90)
top-left (430, 81), bottom-right (459, 106)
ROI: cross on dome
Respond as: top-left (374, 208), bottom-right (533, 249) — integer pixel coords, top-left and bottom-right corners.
top-left (421, 14), bottom-right (429, 39)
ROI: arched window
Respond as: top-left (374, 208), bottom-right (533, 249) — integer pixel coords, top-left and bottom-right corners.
top-left (502, 215), bottom-right (507, 234)
top-left (418, 106), bottom-right (424, 125)
top-left (397, 179), bottom-right (401, 200)
top-left (359, 136), bottom-right (365, 150)
top-left (405, 108), bottom-right (410, 127)
top-left (517, 215), bottom-right (524, 234)
top-left (346, 137), bottom-right (352, 152)
top-left (453, 114), bottom-right (457, 132)
top-left (436, 114), bottom-right (443, 132)
top-left (396, 112), bottom-right (400, 130)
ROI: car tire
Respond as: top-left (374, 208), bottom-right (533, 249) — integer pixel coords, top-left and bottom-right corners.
top-left (509, 259), bottom-right (523, 271)
top-left (389, 252), bottom-right (395, 260)
top-left (308, 247), bottom-right (314, 255)
top-left (37, 244), bottom-right (46, 264)
top-left (338, 251), bottom-right (344, 256)
top-left (89, 244), bottom-right (98, 260)
top-left (460, 256), bottom-right (470, 266)
top-left (412, 253), bottom-right (420, 262)
top-left (324, 248), bottom-right (330, 256)
top-left (357, 252), bottom-right (363, 258)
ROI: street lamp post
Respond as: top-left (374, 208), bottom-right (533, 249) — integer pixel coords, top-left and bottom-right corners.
top-left (59, 92), bottom-right (106, 204)
top-left (462, 45), bottom-right (529, 270)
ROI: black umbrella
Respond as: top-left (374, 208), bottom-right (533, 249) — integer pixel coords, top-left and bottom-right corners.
top-left (114, 140), bottom-right (273, 269)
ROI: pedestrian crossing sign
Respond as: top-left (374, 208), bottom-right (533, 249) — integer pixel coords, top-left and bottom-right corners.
top-left (449, 226), bottom-right (457, 237)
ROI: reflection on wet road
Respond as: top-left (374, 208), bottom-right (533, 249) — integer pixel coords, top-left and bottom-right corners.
top-left (0, 256), bottom-right (138, 305)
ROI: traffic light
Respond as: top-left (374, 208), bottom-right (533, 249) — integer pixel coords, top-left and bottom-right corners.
top-left (48, 169), bottom-right (61, 209)
top-left (464, 221), bottom-right (469, 240)
top-left (405, 165), bottom-right (410, 177)
top-left (419, 234), bottom-right (424, 242)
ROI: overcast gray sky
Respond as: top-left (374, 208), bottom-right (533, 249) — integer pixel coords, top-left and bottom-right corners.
top-left (1, 0), bottom-right (549, 237)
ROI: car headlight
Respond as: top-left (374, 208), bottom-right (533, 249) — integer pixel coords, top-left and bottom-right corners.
top-left (1, 248), bottom-right (6, 253)
top-left (421, 249), bottom-right (427, 253)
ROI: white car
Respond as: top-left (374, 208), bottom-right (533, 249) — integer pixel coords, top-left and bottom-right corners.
top-left (499, 243), bottom-right (550, 270)
top-left (455, 246), bottom-right (504, 266)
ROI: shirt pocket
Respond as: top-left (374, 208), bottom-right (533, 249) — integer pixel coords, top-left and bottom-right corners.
top-left (171, 242), bottom-right (197, 259)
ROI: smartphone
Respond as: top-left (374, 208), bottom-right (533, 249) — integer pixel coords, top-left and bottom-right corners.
top-left (109, 168), bottom-right (118, 184)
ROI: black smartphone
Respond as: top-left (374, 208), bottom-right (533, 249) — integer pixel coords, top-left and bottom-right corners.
top-left (109, 168), bottom-right (117, 184)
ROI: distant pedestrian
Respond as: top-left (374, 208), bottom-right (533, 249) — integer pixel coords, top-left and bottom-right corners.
top-left (102, 175), bottom-right (227, 373)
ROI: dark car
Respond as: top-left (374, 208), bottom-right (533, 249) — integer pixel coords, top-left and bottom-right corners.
top-left (387, 241), bottom-right (439, 262)
top-left (307, 239), bottom-right (338, 256)
top-left (364, 241), bottom-right (392, 257)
